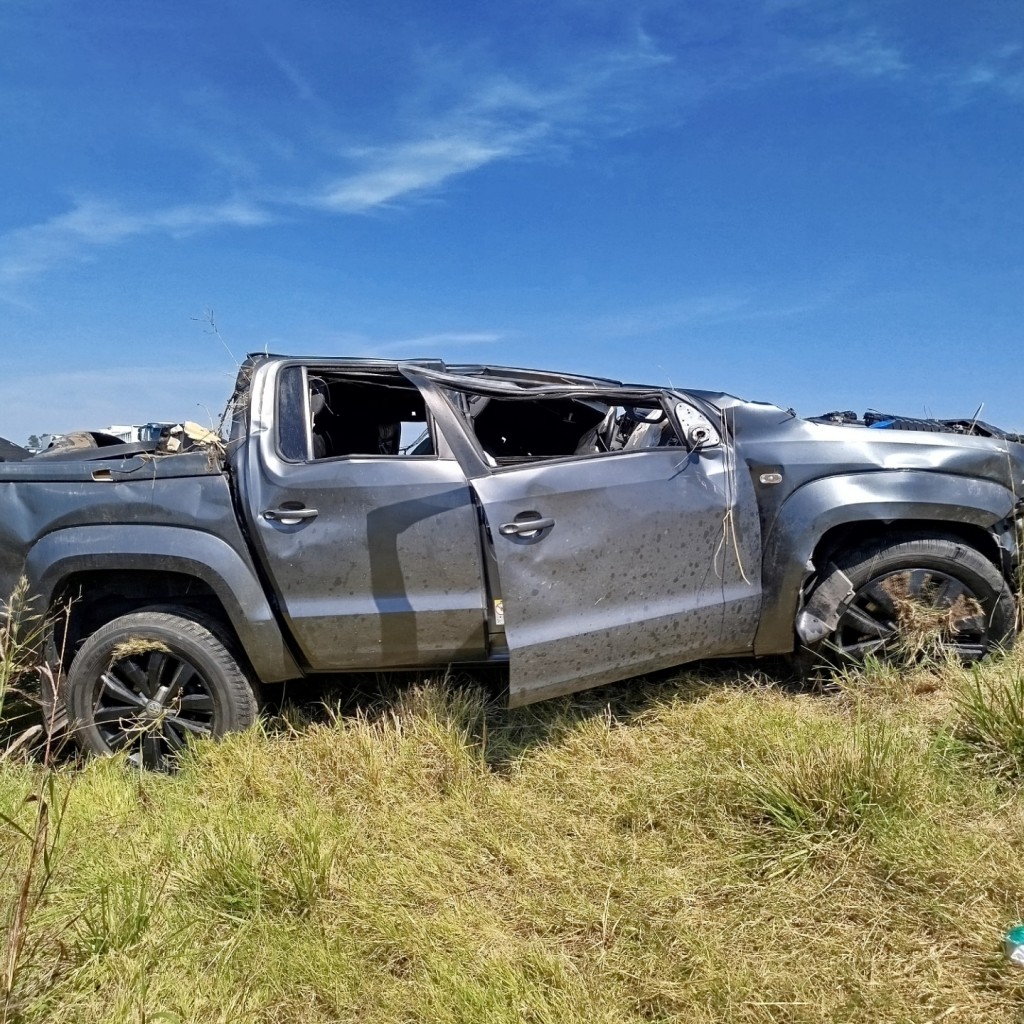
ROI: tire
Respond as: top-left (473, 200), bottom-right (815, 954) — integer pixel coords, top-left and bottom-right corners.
top-left (796, 534), bottom-right (1016, 674)
top-left (66, 610), bottom-right (259, 770)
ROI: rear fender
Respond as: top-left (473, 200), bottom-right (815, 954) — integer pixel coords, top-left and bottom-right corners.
top-left (25, 525), bottom-right (299, 682)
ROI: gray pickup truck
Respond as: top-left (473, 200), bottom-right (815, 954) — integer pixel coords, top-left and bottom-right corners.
top-left (1, 355), bottom-right (1021, 767)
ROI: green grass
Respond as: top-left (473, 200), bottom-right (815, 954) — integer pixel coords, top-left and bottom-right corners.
top-left (954, 661), bottom-right (1024, 779)
top-left (2, 657), bottom-right (1024, 1023)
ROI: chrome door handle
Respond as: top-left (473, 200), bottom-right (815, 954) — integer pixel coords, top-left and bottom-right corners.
top-left (263, 507), bottom-right (319, 522)
top-left (498, 517), bottom-right (555, 537)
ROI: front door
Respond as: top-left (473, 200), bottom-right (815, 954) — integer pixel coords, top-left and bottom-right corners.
top-left (419, 380), bottom-right (763, 706)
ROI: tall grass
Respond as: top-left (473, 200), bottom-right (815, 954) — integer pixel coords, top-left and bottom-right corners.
top-left (0, 580), bottom-right (46, 745)
top-left (734, 720), bottom-right (919, 871)
top-left (0, 663), bottom-right (1021, 1022)
top-left (1, 773), bottom-right (68, 1022)
top-left (954, 663), bottom-right (1024, 779)
top-left (0, 581), bottom-right (70, 1023)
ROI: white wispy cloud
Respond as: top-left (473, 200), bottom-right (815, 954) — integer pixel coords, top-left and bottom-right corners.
top-left (265, 46), bottom-right (320, 105)
top-left (801, 22), bottom-right (1024, 104)
top-left (0, 39), bottom-right (669, 293)
top-left (586, 295), bottom-right (754, 340)
top-left (581, 289), bottom-right (831, 343)
top-left (806, 30), bottom-right (906, 78)
top-left (311, 41), bottom-right (670, 213)
top-left (956, 45), bottom-right (1024, 101)
top-left (0, 197), bottom-right (274, 289)
top-left (315, 134), bottom-right (537, 213)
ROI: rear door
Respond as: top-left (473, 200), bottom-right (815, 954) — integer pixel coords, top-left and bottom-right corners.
top-left (242, 361), bottom-right (490, 671)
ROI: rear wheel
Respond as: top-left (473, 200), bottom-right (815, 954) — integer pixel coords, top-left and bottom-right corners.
top-left (66, 610), bottom-right (258, 770)
top-left (797, 535), bottom-right (1015, 673)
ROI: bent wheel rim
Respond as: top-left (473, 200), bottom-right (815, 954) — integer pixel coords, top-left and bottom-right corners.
top-left (92, 647), bottom-right (217, 769)
top-left (833, 567), bottom-right (989, 661)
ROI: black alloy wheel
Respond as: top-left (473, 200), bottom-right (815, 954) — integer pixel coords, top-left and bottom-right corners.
top-left (832, 566), bottom-right (990, 660)
top-left (67, 610), bottom-right (259, 770)
top-left (799, 534), bottom-right (1016, 673)
top-left (92, 646), bottom-right (218, 768)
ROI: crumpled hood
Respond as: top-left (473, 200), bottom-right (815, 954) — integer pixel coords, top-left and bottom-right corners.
top-left (691, 394), bottom-right (1024, 501)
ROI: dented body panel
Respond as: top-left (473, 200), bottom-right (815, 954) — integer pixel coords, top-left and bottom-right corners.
top-left (468, 444), bottom-right (761, 705)
top-left (709, 401), bottom-right (1024, 654)
top-left (0, 355), bottom-right (1020, 705)
top-left (0, 452), bottom-right (298, 681)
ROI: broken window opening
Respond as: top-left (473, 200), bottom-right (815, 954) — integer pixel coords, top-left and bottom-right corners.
top-left (277, 367), bottom-right (435, 461)
top-left (449, 392), bottom-right (682, 465)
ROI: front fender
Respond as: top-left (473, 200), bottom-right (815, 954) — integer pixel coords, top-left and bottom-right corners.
top-left (25, 525), bottom-right (300, 682)
top-left (754, 470), bottom-right (1017, 655)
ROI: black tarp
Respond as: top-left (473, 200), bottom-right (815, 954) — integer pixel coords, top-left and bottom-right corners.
top-left (0, 436), bottom-right (28, 461)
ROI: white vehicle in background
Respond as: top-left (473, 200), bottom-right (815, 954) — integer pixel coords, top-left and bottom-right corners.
top-left (101, 423), bottom-right (176, 444)
top-left (34, 422), bottom-right (179, 455)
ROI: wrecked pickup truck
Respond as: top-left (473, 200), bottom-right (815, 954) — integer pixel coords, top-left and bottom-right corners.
top-left (0, 355), bottom-right (1021, 768)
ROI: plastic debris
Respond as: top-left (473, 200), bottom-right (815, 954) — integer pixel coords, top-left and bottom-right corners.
top-left (1004, 924), bottom-right (1024, 965)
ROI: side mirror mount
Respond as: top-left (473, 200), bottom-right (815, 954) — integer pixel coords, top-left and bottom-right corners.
top-left (674, 402), bottom-right (721, 449)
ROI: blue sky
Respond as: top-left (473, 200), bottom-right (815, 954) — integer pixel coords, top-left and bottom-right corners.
top-left (1, 0), bottom-right (1023, 444)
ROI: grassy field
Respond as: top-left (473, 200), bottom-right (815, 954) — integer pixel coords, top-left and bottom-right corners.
top-left (2, 647), bottom-right (1024, 1023)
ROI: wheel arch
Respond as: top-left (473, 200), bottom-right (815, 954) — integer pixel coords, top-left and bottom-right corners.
top-left (753, 470), bottom-right (1018, 655)
top-left (810, 519), bottom-right (1002, 574)
top-left (26, 525), bottom-right (300, 682)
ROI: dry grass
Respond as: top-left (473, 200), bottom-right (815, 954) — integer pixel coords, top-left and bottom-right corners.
top-left (0, 649), bottom-right (1022, 1022)
top-left (880, 571), bottom-right (984, 661)
top-left (0, 581), bottom-right (51, 761)
top-left (108, 638), bottom-right (171, 663)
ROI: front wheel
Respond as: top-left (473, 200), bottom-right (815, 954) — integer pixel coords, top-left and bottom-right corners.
top-left (66, 611), bottom-right (259, 770)
top-left (797, 535), bottom-right (1016, 673)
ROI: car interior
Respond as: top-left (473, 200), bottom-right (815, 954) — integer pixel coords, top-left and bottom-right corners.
top-left (280, 367), bottom-right (680, 464)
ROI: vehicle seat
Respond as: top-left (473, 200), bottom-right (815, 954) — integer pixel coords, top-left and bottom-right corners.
top-left (574, 407), bottom-right (617, 455)
top-left (309, 379), bottom-right (331, 458)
